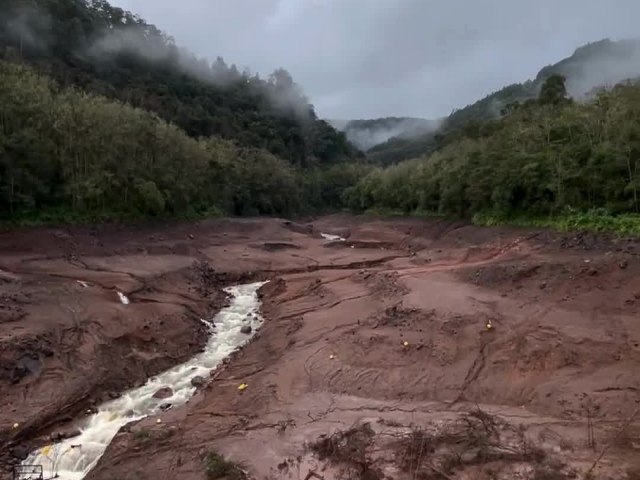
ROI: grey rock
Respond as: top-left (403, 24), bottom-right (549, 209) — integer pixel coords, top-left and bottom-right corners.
top-left (152, 387), bottom-right (173, 400)
top-left (191, 376), bottom-right (205, 387)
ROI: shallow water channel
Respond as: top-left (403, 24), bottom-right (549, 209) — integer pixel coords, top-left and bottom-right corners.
top-left (23, 282), bottom-right (266, 480)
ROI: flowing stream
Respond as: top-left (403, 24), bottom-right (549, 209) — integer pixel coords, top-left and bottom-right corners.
top-left (23, 282), bottom-right (266, 480)
top-left (320, 232), bottom-right (345, 242)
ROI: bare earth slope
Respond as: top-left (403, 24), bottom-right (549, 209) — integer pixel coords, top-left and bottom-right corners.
top-left (2, 216), bottom-right (640, 479)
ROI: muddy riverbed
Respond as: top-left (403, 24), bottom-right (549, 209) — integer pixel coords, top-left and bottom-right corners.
top-left (1, 215), bottom-right (640, 479)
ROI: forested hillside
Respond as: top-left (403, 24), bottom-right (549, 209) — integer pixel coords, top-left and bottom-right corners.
top-left (0, 0), bottom-right (361, 167)
top-left (346, 75), bottom-right (640, 232)
top-left (329, 117), bottom-right (440, 152)
top-left (0, 61), bottom-right (370, 219)
top-left (3, 0), bottom-right (640, 231)
top-left (0, 0), bottom-right (372, 221)
top-left (367, 39), bottom-right (640, 165)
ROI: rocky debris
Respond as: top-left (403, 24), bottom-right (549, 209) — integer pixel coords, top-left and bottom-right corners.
top-left (559, 232), bottom-right (599, 250)
top-left (159, 403), bottom-right (172, 412)
top-left (193, 260), bottom-right (217, 296)
top-left (240, 325), bottom-right (252, 335)
top-left (11, 445), bottom-right (29, 461)
top-left (50, 429), bottom-right (81, 442)
top-left (191, 376), bottom-right (205, 387)
top-left (261, 242), bottom-right (300, 251)
top-left (282, 220), bottom-right (313, 235)
top-left (152, 387), bottom-right (173, 400)
top-left (0, 293), bottom-right (27, 324)
top-left (8, 353), bottom-right (42, 384)
top-left (619, 259), bottom-right (629, 269)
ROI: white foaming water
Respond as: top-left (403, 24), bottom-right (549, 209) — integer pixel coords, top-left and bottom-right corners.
top-left (320, 232), bottom-right (345, 242)
top-left (24, 282), bottom-right (266, 480)
top-left (116, 291), bottom-right (130, 305)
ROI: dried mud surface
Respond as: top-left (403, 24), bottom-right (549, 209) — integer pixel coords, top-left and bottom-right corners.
top-left (1, 216), bottom-right (640, 480)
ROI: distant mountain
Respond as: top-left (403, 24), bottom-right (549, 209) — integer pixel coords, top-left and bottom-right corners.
top-left (328, 117), bottom-right (441, 151)
top-left (536, 38), bottom-right (640, 98)
top-left (362, 38), bottom-right (640, 165)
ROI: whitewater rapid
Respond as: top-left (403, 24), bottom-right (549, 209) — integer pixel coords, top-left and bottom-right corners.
top-left (23, 282), bottom-right (266, 480)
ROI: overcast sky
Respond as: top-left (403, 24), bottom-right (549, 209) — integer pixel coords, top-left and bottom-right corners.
top-left (114, 0), bottom-right (639, 120)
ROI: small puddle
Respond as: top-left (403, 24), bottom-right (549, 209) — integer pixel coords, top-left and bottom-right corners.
top-left (320, 233), bottom-right (345, 242)
top-left (23, 282), bottom-right (266, 480)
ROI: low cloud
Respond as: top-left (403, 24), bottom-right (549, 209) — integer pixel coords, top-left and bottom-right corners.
top-left (333, 117), bottom-right (443, 151)
top-left (86, 22), bottom-right (313, 117)
top-left (114, 0), bottom-right (640, 119)
top-left (559, 39), bottom-right (640, 97)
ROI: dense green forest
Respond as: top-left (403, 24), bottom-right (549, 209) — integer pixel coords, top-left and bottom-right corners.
top-left (2, 0), bottom-right (640, 232)
top-left (345, 74), bottom-right (640, 232)
top-left (0, 60), bottom-right (370, 219)
top-left (365, 39), bottom-right (640, 166)
top-left (0, 0), bottom-right (361, 167)
top-left (0, 0), bottom-right (371, 221)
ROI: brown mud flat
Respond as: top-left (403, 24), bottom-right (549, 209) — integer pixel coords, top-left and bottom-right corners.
top-left (1, 215), bottom-right (640, 479)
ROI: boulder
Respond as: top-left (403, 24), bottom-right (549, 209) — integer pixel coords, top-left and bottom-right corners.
top-left (11, 445), bottom-right (29, 461)
top-left (152, 387), bottom-right (173, 400)
top-left (240, 325), bottom-right (252, 335)
top-left (191, 376), bottom-right (205, 387)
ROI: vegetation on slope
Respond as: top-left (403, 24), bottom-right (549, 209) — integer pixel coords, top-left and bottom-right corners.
top-left (0, 61), bottom-right (369, 221)
top-left (0, 0), bottom-right (361, 167)
top-left (0, 0), bottom-right (372, 222)
top-left (366, 38), bottom-right (640, 165)
top-left (345, 75), bottom-right (640, 233)
top-left (2, 0), bottom-right (639, 235)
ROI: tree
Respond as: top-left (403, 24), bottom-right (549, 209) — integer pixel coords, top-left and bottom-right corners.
top-left (538, 74), bottom-right (569, 106)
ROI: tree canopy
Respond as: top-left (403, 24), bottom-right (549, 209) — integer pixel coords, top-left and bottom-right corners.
top-left (346, 77), bottom-right (640, 226)
top-left (0, 0), bottom-right (362, 168)
top-left (0, 0), bottom-right (372, 222)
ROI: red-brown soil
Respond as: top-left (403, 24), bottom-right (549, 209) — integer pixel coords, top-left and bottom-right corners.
top-left (1, 215), bottom-right (640, 480)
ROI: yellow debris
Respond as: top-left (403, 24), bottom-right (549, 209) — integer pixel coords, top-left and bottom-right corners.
top-left (41, 445), bottom-right (52, 456)
top-left (12, 423), bottom-right (19, 429)
top-left (238, 383), bottom-right (248, 391)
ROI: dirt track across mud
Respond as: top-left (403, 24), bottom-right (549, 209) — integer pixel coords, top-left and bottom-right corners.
top-left (1, 215), bottom-right (640, 479)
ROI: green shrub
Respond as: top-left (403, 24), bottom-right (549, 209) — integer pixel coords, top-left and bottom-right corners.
top-left (204, 451), bottom-right (246, 480)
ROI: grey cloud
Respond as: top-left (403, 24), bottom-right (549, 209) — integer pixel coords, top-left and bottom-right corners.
top-left (114, 0), bottom-right (640, 119)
